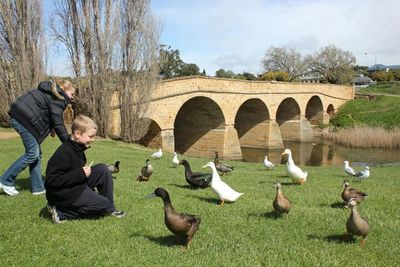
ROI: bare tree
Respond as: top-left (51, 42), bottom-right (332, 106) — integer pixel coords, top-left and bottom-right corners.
top-left (49, 0), bottom-right (120, 136)
top-left (0, 0), bottom-right (46, 125)
top-left (117, 0), bottom-right (160, 142)
top-left (306, 44), bottom-right (356, 84)
top-left (261, 46), bottom-right (308, 82)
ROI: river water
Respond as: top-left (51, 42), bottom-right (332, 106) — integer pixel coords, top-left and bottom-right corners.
top-left (241, 140), bottom-right (400, 167)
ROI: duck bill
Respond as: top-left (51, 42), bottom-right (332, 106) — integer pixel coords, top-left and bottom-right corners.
top-left (145, 192), bottom-right (157, 199)
top-left (202, 165), bottom-right (208, 169)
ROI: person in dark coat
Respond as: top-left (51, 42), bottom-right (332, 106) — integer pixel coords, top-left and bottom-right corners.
top-left (0, 79), bottom-right (75, 196)
top-left (45, 115), bottom-right (125, 224)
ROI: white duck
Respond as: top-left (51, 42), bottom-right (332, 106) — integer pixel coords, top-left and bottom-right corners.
top-left (151, 148), bottom-right (163, 159)
top-left (203, 162), bottom-right (243, 206)
top-left (172, 152), bottom-right (180, 167)
top-left (281, 148), bottom-right (307, 185)
top-left (344, 160), bottom-right (356, 177)
top-left (354, 166), bottom-right (370, 181)
top-left (263, 155), bottom-right (275, 169)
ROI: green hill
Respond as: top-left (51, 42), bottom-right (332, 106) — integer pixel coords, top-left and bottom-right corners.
top-left (331, 94), bottom-right (400, 129)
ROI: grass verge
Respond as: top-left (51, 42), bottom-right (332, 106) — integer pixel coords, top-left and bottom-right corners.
top-left (0, 137), bottom-right (399, 266)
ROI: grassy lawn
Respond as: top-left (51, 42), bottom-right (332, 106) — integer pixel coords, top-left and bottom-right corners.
top-left (0, 137), bottom-right (399, 266)
top-left (330, 95), bottom-right (400, 129)
top-left (360, 83), bottom-right (400, 95)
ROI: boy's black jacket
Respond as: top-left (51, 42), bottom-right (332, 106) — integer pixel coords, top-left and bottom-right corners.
top-left (45, 137), bottom-right (88, 206)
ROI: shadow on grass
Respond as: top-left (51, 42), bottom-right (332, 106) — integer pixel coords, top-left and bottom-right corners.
top-left (248, 211), bottom-right (281, 220)
top-left (308, 234), bottom-right (356, 244)
top-left (329, 201), bottom-right (345, 209)
top-left (168, 183), bottom-right (207, 190)
top-left (280, 181), bottom-right (298, 186)
top-left (190, 195), bottom-right (220, 205)
top-left (15, 177), bottom-right (31, 191)
top-left (130, 232), bottom-right (180, 247)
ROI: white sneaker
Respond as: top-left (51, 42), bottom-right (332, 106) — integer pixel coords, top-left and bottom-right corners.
top-left (32, 190), bottom-right (46, 195)
top-left (0, 182), bottom-right (19, 196)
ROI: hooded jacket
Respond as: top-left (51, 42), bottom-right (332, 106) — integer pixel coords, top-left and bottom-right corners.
top-left (8, 81), bottom-right (70, 144)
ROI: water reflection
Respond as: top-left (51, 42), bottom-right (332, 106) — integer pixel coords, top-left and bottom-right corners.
top-left (241, 141), bottom-right (400, 167)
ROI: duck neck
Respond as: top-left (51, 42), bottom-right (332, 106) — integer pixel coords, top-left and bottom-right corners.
top-left (211, 165), bottom-right (221, 183)
top-left (287, 153), bottom-right (294, 165)
top-left (183, 163), bottom-right (192, 175)
top-left (276, 187), bottom-right (283, 196)
top-left (350, 206), bottom-right (359, 219)
top-left (161, 194), bottom-right (174, 213)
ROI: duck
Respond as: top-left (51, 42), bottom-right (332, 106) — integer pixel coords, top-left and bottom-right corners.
top-left (203, 161), bottom-right (243, 206)
top-left (107, 160), bottom-right (120, 174)
top-left (344, 160), bottom-right (356, 177)
top-left (213, 151), bottom-right (234, 175)
top-left (151, 148), bottom-right (163, 159)
top-left (272, 181), bottom-right (291, 217)
top-left (146, 187), bottom-right (201, 250)
top-left (179, 159), bottom-right (211, 188)
top-left (341, 180), bottom-right (368, 206)
top-left (172, 152), bottom-right (180, 167)
top-left (344, 198), bottom-right (369, 247)
top-left (263, 155), bottom-right (275, 170)
top-left (137, 159), bottom-right (154, 182)
top-left (354, 166), bottom-right (370, 181)
top-left (281, 148), bottom-right (307, 185)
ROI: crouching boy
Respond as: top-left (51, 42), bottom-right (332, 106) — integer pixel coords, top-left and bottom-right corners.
top-left (45, 115), bottom-right (125, 223)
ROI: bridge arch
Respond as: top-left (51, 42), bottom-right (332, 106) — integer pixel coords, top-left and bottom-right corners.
top-left (276, 97), bottom-right (301, 141)
top-left (138, 118), bottom-right (162, 148)
top-left (305, 95), bottom-right (324, 125)
top-left (234, 98), bottom-right (271, 148)
top-left (174, 96), bottom-right (226, 157)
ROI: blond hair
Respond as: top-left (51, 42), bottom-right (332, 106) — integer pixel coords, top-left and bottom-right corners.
top-left (51, 79), bottom-right (75, 100)
top-left (71, 115), bottom-right (98, 134)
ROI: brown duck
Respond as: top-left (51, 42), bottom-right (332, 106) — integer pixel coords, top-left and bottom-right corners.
top-left (273, 181), bottom-right (291, 217)
top-left (146, 187), bottom-right (201, 250)
top-left (213, 151), bottom-right (234, 175)
top-left (137, 159), bottom-right (153, 182)
top-left (344, 198), bottom-right (369, 246)
top-left (341, 180), bottom-right (368, 206)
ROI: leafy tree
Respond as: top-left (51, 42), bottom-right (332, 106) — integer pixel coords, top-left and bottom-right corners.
top-left (159, 45), bottom-right (202, 79)
top-left (261, 46), bottom-right (308, 81)
top-left (259, 71), bottom-right (290, 82)
top-left (235, 72), bottom-right (256, 80)
top-left (215, 69), bottom-right (236, 78)
top-left (307, 44), bottom-right (356, 84)
top-left (159, 45), bottom-right (183, 79)
top-left (370, 71), bottom-right (394, 83)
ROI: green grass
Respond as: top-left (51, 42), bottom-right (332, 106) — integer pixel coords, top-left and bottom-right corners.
top-left (331, 95), bottom-right (400, 129)
top-left (1, 137), bottom-right (400, 266)
top-left (360, 83), bottom-right (400, 95)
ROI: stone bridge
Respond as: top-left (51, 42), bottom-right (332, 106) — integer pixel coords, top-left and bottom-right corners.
top-left (109, 76), bottom-right (354, 160)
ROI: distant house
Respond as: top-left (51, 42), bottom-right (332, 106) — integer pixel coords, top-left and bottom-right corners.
top-left (368, 64), bottom-right (400, 72)
top-left (351, 75), bottom-right (375, 88)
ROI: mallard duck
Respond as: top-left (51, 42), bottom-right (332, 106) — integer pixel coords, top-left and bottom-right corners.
top-left (179, 159), bottom-right (211, 188)
top-left (146, 187), bottom-right (201, 250)
top-left (151, 148), bottom-right (163, 159)
top-left (281, 148), bottom-right (307, 185)
top-left (344, 160), bottom-right (356, 176)
top-left (355, 166), bottom-right (370, 181)
top-left (107, 160), bottom-right (120, 174)
top-left (203, 162), bottom-right (243, 206)
top-left (341, 180), bottom-right (368, 206)
top-left (344, 198), bottom-right (369, 246)
top-left (172, 152), bottom-right (180, 167)
top-left (273, 181), bottom-right (291, 217)
top-left (137, 159), bottom-right (154, 182)
top-left (263, 155), bottom-right (275, 170)
top-left (213, 151), bottom-right (234, 175)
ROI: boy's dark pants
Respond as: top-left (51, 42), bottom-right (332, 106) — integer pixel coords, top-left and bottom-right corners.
top-left (57, 164), bottom-right (116, 220)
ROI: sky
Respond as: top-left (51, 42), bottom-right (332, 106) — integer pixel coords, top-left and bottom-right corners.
top-left (46, 0), bottom-right (400, 77)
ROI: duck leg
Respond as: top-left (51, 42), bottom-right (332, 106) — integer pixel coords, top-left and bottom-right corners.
top-left (219, 199), bottom-right (225, 207)
top-left (343, 232), bottom-right (350, 242)
top-left (360, 237), bottom-right (366, 247)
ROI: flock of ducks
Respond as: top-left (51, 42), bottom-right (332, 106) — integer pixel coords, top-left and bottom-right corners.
top-left (113, 148), bottom-right (371, 250)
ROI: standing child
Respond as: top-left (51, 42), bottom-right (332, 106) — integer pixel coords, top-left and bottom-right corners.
top-left (45, 115), bottom-right (125, 223)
